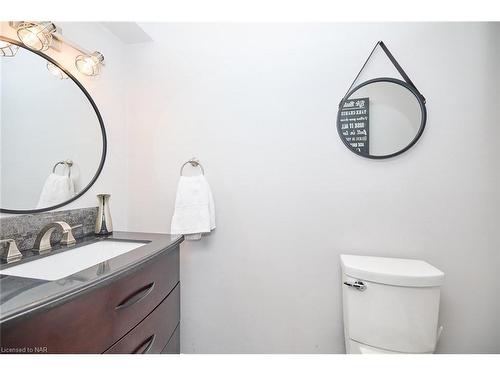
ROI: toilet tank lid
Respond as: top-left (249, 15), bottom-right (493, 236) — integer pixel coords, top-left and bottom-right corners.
top-left (340, 254), bottom-right (445, 287)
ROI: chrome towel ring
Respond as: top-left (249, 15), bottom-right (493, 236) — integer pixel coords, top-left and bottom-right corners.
top-left (180, 158), bottom-right (205, 176)
top-left (52, 160), bottom-right (73, 178)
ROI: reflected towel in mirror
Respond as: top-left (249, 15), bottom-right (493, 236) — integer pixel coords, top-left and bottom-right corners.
top-left (36, 173), bottom-right (75, 209)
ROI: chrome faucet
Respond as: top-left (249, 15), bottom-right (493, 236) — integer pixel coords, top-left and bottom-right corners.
top-left (33, 221), bottom-right (82, 254)
top-left (0, 239), bottom-right (23, 263)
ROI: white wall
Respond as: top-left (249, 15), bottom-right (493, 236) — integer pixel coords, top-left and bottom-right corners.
top-left (0, 22), bottom-right (130, 229)
top-left (124, 23), bottom-right (500, 353)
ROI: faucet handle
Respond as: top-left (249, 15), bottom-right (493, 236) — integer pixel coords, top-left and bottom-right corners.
top-left (0, 239), bottom-right (23, 263)
top-left (60, 224), bottom-right (82, 246)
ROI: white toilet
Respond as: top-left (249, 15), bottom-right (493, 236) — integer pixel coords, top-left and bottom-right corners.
top-left (340, 254), bottom-right (445, 354)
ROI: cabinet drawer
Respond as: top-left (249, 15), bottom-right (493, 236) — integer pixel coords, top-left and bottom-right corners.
top-left (0, 246), bottom-right (179, 354)
top-left (105, 283), bottom-right (180, 354)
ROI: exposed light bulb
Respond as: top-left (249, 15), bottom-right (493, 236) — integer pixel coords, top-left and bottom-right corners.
top-left (17, 21), bottom-right (56, 51)
top-left (75, 51), bottom-right (104, 76)
top-left (46, 61), bottom-right (68, 80)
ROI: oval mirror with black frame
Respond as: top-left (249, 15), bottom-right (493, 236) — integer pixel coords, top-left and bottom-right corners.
top-left (0, 37), bottom-right (106, 214)
top-left (337, 77), bottom-right (426, 159)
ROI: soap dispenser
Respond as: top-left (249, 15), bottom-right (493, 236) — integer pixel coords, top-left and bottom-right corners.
top-left (95, 194), bottom-right (113, 235)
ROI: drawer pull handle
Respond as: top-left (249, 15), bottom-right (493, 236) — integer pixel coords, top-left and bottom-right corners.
top-left (115, 282), bottom-right (155, 310)
top-left (133, 334), bottom-right (156, 354)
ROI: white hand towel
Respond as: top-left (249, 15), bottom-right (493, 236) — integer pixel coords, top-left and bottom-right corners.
top-left (170, 175), bottom-right (215, 240)
top-left (36, 173), bottom-right (75, 208)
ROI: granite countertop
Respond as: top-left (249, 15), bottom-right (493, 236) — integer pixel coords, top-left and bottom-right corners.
top-left (0, 231), bottom-right (183, 325)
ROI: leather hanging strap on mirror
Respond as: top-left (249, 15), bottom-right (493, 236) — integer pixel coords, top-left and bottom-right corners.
top-left (339, 41), bottom-right (426, 106)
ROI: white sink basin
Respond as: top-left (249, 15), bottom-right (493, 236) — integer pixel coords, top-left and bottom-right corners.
top-left (0, 240), bottom-right (147, 281)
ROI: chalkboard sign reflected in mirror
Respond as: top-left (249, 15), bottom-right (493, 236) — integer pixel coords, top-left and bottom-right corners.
top-left (337, 42), bottom-right (427, 159)
top-left (338, 97), bottom-right (370, 156)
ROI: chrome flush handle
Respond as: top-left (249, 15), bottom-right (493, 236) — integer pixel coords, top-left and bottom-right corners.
top-left (343, 280), bottom-right (367, 291)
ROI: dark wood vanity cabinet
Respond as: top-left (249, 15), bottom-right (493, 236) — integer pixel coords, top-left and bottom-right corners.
top-left (0, 246), bottom-right (180, 354)
top-left (104, 285), bottom-right (180, 353)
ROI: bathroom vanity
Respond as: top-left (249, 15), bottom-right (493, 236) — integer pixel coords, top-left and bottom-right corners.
top-left (0, 34), bottom-right (183, 353)
top-left (0, 25), bottom-right (187, 355)
top-left (0, 232), bottom-right (183, 354)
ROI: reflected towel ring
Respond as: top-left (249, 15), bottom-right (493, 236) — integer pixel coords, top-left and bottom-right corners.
top-left (180, 158), bottom-right (205, 176)
top-left (53, 160), bottom-right (73, 178)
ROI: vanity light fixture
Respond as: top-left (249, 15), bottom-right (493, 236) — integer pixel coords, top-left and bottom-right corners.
top-left (0, 41), bottom-right (19, 57)
top-left (16, 21), bottom-right (57, 51)
top-left (46, 61), bottom-right (68, 80)
top-left (75, 51), bottom-right (104, 76)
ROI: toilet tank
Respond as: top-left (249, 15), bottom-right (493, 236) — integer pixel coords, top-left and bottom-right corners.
top-left (340, 255), bottom-right (445, 353)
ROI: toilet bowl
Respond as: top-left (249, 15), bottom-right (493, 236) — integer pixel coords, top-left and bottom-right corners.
top-left (340, 254), bottom-right (445, 354)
